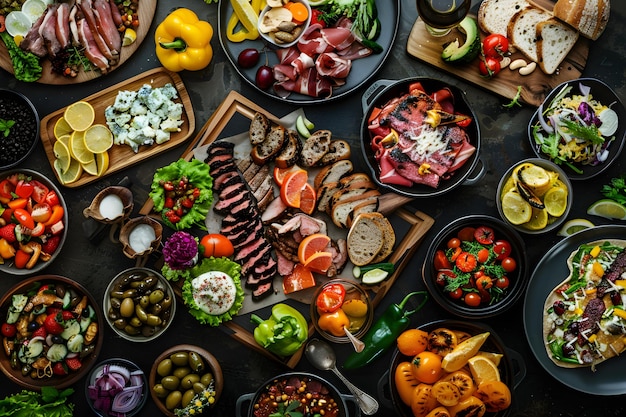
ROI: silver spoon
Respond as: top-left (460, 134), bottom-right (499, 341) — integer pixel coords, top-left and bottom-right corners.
top-left (305, 338), bottom-right (379, 415)
top-left (344, 327), bottom-right (365, 352)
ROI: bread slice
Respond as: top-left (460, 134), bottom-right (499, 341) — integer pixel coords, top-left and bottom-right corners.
top-left (274, 129), bottom-right (302, 168)
top-left (553, 0), bottom-right (610, 40)
top-left (478, 0), bottom-right (531, 36)
top-left (301, 130), bottom-right (331, 167)
top-left (331, 193), bottom-right (380, 229)
top-left (249, 112), bottom-right (270, 145)
top-left (347, 213), bottom-right (384, 266)
top-left (507, 6), bottom-right (552, 62)
top-left (250, 124), bottom-right (286, 165)
top-left (346, 198), bottom-right (379, 228)
top-left (536, 18), bottom-right (579, 74)
top-left (314, 159), bottom-right (353, 190)
top-left (318, 140), bottom-right (352, 166)
top-left (316, 181), bottom-right (341, 214)
top-left (369, 214), bottom-right (395, 263)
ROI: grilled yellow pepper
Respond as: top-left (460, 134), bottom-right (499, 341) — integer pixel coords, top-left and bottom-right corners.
top-left (155, 8), bottom-right (213, 72)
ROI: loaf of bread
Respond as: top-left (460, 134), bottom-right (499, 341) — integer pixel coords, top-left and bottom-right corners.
top-left (553, 0), bottom-right (610, 40)
top-left (507, 6), bottom-right (553, 62)
top-left (536, 18), bottom-right (579, 74)
top-left (478, 0), bottom-right (531, 36)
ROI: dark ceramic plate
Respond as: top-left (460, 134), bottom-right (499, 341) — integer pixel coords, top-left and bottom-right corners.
top-left (527, 78), bottom-right (626, 180)
top-left (360, 78), bottom-right (481, 198)
top-left (218, 0), bottom-right (399, 104)
top-left (523, 226), bottom-right (626, 395)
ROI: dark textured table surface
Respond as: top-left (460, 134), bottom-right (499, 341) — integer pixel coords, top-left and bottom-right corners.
top-left (1, 1), bottom-right (625, 416)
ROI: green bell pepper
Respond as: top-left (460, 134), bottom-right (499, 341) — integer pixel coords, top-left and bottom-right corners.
top-left (251, 303), bottom-right (308, 357)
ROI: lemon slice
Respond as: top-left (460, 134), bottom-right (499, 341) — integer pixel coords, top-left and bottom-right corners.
top-left (5, 11), bottom-right (32, 37)
top-left (80, 154), bottom-right (99, 175)
top-left (499, 175), bottom-right (517, 199)
top-left (475, 351), bottom-right (504, 367)
top-left (442, 332), bottom-right (490, 372)
top-left (518, 164), bottom-right (551, 192)
top-left (54, 117), bottom-right (73, 139)
top-left (84, 124), bottom-right (114, 154)
top-left (64, 101), bottom-right (95, 132)
top-left (557, 218), bottom-right (595, 237)
top-left (53, 140), bottom-right (71, 172)
top-left (69, 130), bottom-right (95, 164)
top-left (467, 355), bottom-right (500, 385)
top-left (543, 187), bottom-right (568, 217)
top-left (122, 28), bottom-right (137, 46)
top-left (501, 191), bottom-right (532, 225)
top-left (587, 199), bottom-right (626, 220)
top-left (95, 151), bottom-right (110, 177)
top-left (54, 157), bottom-right (83, 185)
top-left (524, 207), bottom-right (548, 231)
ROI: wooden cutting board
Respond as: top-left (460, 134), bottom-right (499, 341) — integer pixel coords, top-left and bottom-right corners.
top-left (406, 0), bottom-right (590, 106)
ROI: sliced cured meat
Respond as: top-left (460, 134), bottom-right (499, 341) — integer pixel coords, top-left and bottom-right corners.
top-left (315, 52), bottom-right (351, 78)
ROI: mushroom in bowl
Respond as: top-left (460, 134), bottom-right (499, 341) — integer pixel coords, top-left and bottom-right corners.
top-left (258, 0), bottom-right (311, 48)
top-left (0, 275), bottom-right (104, 390)
top-left (0, 169), bottom-right (68, 275)
top-left (422, 215), bottom-right (528, 319)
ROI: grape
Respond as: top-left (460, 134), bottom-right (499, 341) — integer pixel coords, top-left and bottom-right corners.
top-left (255, 66), bottom-right (274, 90)
top-left (237, 48), bottom-right (260, 69)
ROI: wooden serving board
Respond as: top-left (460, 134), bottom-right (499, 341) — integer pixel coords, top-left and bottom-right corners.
top-left (406, 0), bottom-right (590, 106)
top-left (0, 1), bottom-right (156, 84)
top-left (139, 90), bottom-right (435, 368)
top-left (40, 67), bottom-right (195, 187)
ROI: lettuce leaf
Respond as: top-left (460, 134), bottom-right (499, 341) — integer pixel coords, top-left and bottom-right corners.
top-left (149, 158), bottom-right (213, 230)
top-left (182, 257), bottom-right (244, 326)
top-left (0, 387), bottom-right (74, 417)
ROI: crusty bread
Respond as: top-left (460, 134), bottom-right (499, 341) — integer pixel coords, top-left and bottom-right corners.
top-left (314, 159), bottom-right (353, 190)
top-left (274, 129), bottom-right (302, 168)
top-left (316, 181), bottom-right (341, 214)
top-left (553, 0), bottom-right (610, 40)
top-left (249, 112), bottom-right (270, 145)
top-left (478, 0), bottom-right (531, 36)
top-left (347, 213), bottom-right (384, 266)
top-left (250, 124), bottom-right (286, 165)
top-left (369, 214), bottom-right (395, 263)
top-left (536, 18), bottom-right (579, 74)
top-left (301, 130), bottom-right (331, 167)
top-left (318, 140), bottom-right (352, 166)
top-left (507, 6), bottom-right (552, 62)
top-left (331, 194), bottom-right (380, 229)
top-left (346, 198), bottom-right (379, 228)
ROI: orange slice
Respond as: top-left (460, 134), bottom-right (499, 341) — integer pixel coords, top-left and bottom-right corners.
top-left (303, 251), bottom-right (334, 274)
top-left (273, 164), bottom-right (302, 186)
top-left (283, 263), bottom-right (316, 294)
top-left (299, 183), bottom-right (316, 215)
top-left (298, 233), bottom-right (331, 265)
top-left (280, 169), bottom-right (308, 208)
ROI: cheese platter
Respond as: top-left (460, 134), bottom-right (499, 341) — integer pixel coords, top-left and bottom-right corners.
top-left (139, 90), bottom-right (435, 367)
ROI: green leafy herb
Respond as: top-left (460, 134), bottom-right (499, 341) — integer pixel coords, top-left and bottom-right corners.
top-left (601, 175), bottom-right (626, 205)
top-left (0, 119), bottom-right (15, 137)
top-left (503, 85), bottom-right (523, 108)
top-left (0, 32), bottom-right (42, 83)
top-left (201, 0), bottom-right (219, 3)
top-left (0, 387), bottom-right (74, 417)
top-left (269, 400), bottom-right (303, 417)
top-left (561, 119), bottom-right (605, 144)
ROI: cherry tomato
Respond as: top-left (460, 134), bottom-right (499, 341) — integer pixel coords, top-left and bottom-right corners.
top-left (0, 179), bottom-right (13, 199)
top-left (476, 276), bottom-right (493, 291)
top-left (457, 227), bottom-right (476, 242)
top-left (13, 208), bottom-right (34, 229)
top-left (1, 323), bottom-right (16, 338)
top-left (455, 252), bottom-right (477, 273)
top-left (501, 257), bottom-right (517, 273)
top-left (411, 351), bottom-right (443, 384)
top-left (436, 269), bottom-right (456, 286)
top-left (493, 239), bottom-right (512, 260)
top-left (496, 276), bottom-right (510, 289)
top-left (464, 292), bottom-right (482, 307)
top-left (447, 237), bottom-right (461, 249)
top-left (15, 180), bottom-right (34, 199)
top-left (477, 248), bottom-right (490, 263)
top-left (482, 34), bottom-right (509, 59)
top-left (449, 288), bottom-right (463, 300)
top-left (44, 191), bottom-right (60, 207)
top-left (310, 8), bottom-right (327, 27)
top-left (316, 284), bottom-right (346, 314)
top-left (31, 180), bottom-right (49, 204)
top-left (474, 226), bottom-right (495, 245)
top-left (434, 249), bottom-right (452, 270)
top-left (200, 233), bottom-right (235, 258)
top-left (478, 56), bottom-right (501, 77)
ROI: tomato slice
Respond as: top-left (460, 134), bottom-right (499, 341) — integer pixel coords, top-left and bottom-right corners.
top-left (14, 208), bottom-right (35, 229)
top-left (433, 249), bottom-right (452, 270)
top-left (455, 252), bottom-right (477, 273)
top-left (316, 284), bottom-right (346, 314)
top-left (474, 226), bottom-right (495, 245)
top-left (44, 190), bottom-right (60, 207)
top-left (15, 180), bottom-right (34, 199)
top-left (0, 179), bottom-right (13, 199)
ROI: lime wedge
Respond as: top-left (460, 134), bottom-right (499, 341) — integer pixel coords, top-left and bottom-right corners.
top-left (557, 218), bottom-right (595, 237)
top-left (361, 268), bottom-right (389, 285)
top-left (587, 199), bottom-right (626, 220)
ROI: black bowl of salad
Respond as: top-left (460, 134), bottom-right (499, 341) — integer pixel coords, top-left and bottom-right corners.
top-left (528, 78), bottom-right (625, 180)
top-left (422, 215), bottom-right (528, 319)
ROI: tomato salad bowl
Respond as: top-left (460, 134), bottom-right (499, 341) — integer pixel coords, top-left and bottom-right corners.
top-left (422, 215), bottom-right (528, 319)
top-left (360, 78), bottom-right (482, 198)
top-left (0, 169), bottom-right (68, 276)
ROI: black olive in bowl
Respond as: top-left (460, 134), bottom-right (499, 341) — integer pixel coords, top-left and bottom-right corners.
top-left (422, 215), bottom-right (528, 319)
top-left (0, 89), bottom-right (39, 169)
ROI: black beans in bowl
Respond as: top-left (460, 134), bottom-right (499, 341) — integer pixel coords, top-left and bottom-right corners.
top-left (0, 89), bottom-right (39, 169)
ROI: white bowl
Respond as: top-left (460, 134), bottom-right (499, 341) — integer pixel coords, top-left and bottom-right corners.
top-left (258, 0), bottom-right (311, 48)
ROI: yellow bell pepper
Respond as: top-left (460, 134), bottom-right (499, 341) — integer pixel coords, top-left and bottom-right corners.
top-left (227, 0), bottom-right (264, 42)
top-left (155, 8), bottom-right (213, 72)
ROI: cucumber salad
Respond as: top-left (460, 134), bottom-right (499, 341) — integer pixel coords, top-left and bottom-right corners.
top-left (532, 82), bottom-right (619, 174)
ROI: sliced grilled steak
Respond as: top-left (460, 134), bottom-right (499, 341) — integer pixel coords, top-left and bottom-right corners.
top-left (251, 281), bottom-right (274, 301)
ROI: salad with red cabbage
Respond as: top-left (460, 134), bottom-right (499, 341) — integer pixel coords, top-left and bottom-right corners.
top-left (532, 82), bottom-right (619, 174)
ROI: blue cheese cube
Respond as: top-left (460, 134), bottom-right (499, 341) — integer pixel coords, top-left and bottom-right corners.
top-left (112, 90), bottom-right (137, 112)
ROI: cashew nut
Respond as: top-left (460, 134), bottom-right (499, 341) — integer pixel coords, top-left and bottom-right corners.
top-left (518, 62), bottom-right (537, 76)
top-left (500, 57), bottom-right (511, 69)
top-left (509, 59), bottom-right (527, 70)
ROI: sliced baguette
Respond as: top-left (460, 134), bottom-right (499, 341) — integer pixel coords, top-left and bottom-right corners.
top-left (316, 181), bottom-right (341, 214)
top-left (250, 124), bottom-right (286, 165)
top-left (330, 187), bottom-right (379, 213)
top-left (274, 129), bottom-right (302, 168)
top-left (249, 112), bottom-right (270, 145)
top-left (317, 140), bottom-right (352, 166)
top-left (478, 0), bottom-right (531, 36)
top-left (338, 172), bottom-right (374, 188)
top-left (507, 6), bottom-right (552, 62)
top-left (536, 19), bottom-right (579, 74)
top-left (301, 130), bottom-right (332, 167)
top-left (314, 159), bottom-right (353, 189)
top-left (331, 193), bottom-right (380, 228)
top-left (552, 0), bottom-right (610, 40)
top-left (347, 213), bottom-right (384, 266)
top-left (346, 198), bottom-right (380, 228)
top-left (369, 214), bottom-right (395, 263)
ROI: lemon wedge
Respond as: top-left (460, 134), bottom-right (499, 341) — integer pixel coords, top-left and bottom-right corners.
top-left (587, 199), bottom-right (626, 220)
top-left (557, 218), bottom-right (595, 237)
top-left (53, 140), bottom-right (71, 172)
top-left (54, 117), bottom-right (73, 140)
top-left (54, 157), bottom-right (83, 185)
top-left (123, 28), bottom-right (137, 46)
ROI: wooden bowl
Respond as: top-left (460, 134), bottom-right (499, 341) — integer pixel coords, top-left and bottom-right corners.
top-left (0, 275), bottom-right (104, 390)
top-left (149, 344), bottom-right (223, 416)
